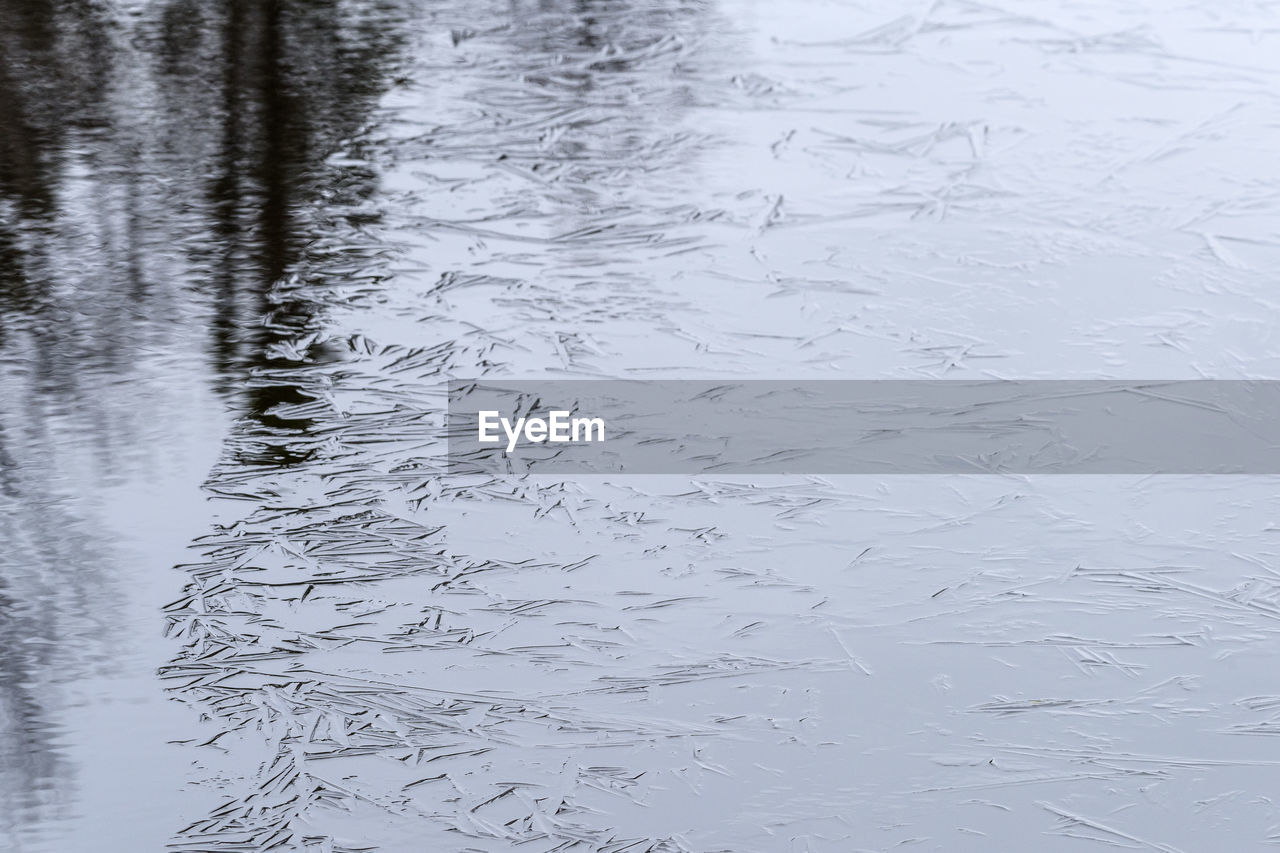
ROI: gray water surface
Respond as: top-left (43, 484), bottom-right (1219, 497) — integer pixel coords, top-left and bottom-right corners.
top-left (4, 1), bottom-right (1280, 851)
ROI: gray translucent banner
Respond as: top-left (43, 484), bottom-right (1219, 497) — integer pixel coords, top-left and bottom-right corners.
top-left (446, 380), bottom-right (1280, 474)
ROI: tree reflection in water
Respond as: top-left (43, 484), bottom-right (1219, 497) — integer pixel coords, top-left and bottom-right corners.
top-left (0, 1), bottom-right (409, 847)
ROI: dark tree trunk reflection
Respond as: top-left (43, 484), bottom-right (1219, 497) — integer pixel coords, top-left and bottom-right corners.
top-left (0, 2), bottom-right (410, 845)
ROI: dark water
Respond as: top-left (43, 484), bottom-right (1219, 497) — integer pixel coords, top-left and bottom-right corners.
top-left (0, 1), bottom-right (410, 848)
top-left (5, 1), bottom-right (1280, 851)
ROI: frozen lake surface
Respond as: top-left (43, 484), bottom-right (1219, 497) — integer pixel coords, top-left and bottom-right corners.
top-left (4, 0), bottom-right (1280, 850)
